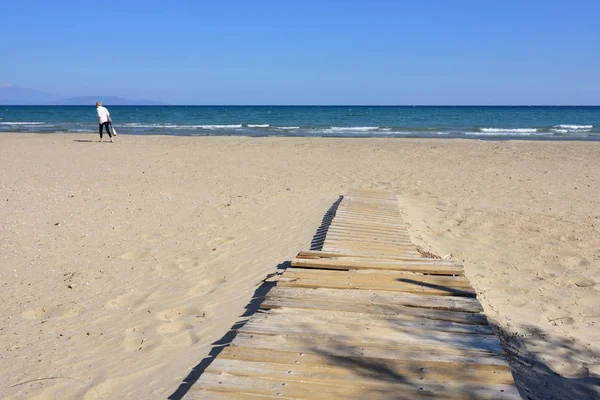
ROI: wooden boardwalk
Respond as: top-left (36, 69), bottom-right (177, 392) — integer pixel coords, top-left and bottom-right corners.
top-left (187, 189), bottom-right (520, 399)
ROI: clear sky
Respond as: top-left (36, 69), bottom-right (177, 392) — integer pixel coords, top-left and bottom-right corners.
top-left (1, 0), bottom-right (599, 105)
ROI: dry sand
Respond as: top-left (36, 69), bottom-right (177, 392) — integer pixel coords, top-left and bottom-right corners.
top-left (1, 133), bottom-right (599, 399)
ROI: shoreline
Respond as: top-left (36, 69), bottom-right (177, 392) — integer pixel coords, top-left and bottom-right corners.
top-left (2, 130), bottom-right (600, 142)
top-left (1, 133), bottom-right (599, 399)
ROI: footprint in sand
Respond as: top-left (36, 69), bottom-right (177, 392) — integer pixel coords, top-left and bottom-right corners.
top-left (173, 256), bottom-right (202, 271)
top-left (22, 305), bottom-right (80, 320)
top-left (155, 321), bottom-right (200, 346)
top-left (155, 306), bottom-right (205, 321)
top-left (122, 326), bottom-right (156, 352)
top-left (105, 292), bottom-right (146, 309)
top-left (188, 278), bottom-right (227, 297)
top-left (120, 249), bottom-right (146, 260)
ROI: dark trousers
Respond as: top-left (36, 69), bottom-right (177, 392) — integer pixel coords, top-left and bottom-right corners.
top-left (99, 122), bottom-right (113, 138)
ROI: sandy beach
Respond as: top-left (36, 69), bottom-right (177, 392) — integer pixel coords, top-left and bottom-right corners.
top-left (1, 133), bottom-right (599, 399)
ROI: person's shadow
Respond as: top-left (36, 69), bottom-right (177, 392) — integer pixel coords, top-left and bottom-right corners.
top-left (72, 139), bottom-right (96, 143)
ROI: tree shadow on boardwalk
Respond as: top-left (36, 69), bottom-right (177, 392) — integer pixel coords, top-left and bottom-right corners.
top-left (303, 313), bottom-right (600, 399)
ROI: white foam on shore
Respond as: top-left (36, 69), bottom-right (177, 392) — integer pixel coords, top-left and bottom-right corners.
top-left (551, 125), bottom-right (593, 133)
top-left (122, 123), bottom-right (243, 130)
top-left (481, 128), bottom-right (538, 134)
top-left (247, 124), bottom-right (270, 128)
top-left (554, 125), bottom-right (593, 130)
top-left (0, 122), bottom-right (45, 125)
top-left (320, 127), bottom-right (381, 134)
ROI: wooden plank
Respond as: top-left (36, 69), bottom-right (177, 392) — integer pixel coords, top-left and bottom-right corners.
top-left (326, 223), bottom-right (410, 235)
top-left (260, 299), bottom-right (488, 325)
top-left (204, 358), bottom-right (518, 396)
top-left (331, 214), bottom-right (405, 222)
top-left (334, 210), bottom-right (403, 219)
top-left (331, 216), bottom-right (406, 226)
top-left (320, 246), bottom-right (422, 258)
top-left (323, 227), bottom-right (411, 238)
top-left (265, 286), bottom-right (484, 313)
top-left (296, 250), bottom-right (438, 262)
top-left (321, 244), bottom-right (418, 256)
top-left (310, 232), bottom-right (412, 244)
top-left (250, 309), bottom-right (495, 335)
top-left (193, 372), bottom-right (520, 400)
top-left (323, 235), bottom-right (413, 245)
top-left (291, 258), bottom-right (463, 274)
top-left (187, 389), bottom-right (277, 399)
top-left (232, 332), bottom-right (509, 366)
top-left (238, 321), bottom-right (503, 354)
top-left (283, 268), bottom-right (471, 287)
top-left (323, 239), bottom-right (416, 248)
top-left (322, 240), bottom-right (416, 250)
top-left (329, 219), bottom-right (406, 228)
top-left (293, 255), bottom-right (459, 267)
top-left (207, 357), bottom-right (515, 389)
top-left (278, 278), bottom-right (476, 296)
top-left (217, 346), bottom-right (514, 385)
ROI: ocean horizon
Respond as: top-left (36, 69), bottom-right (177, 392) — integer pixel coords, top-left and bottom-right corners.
top-left (1, 105), bottom-right (599, 141)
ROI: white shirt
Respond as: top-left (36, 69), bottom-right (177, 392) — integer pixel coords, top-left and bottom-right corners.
top-left (97, 106), bottom-right (110, 124)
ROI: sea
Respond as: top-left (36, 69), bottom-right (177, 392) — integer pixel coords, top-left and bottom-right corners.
top-left (1, 106), bottom-right (599, 140)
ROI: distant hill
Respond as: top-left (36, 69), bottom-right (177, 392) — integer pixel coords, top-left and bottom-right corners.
top-left (0, 85), bottom-right (57, 104)
top-left (0, 85), bottom-right (168, 105)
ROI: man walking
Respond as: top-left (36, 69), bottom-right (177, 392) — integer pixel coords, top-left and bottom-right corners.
top-left (96, 101), bottom-right (113, 143)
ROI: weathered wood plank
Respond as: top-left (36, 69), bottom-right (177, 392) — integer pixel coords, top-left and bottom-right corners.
top-left (217, 346), bottom-right (514, 385)
top-left (260, 299), bottom-right (488, 325)
top-left (323, 227), bottom-right (411, 238)
top-left (193, 370), bottom-right (520, 399)
top-left (251, 309), bottom-right (495, 335)
top-left (277, 278), bottom-right (476, 296)
top-left (265, 286), bottom-right (484, 313)
top-left (186, 389), bottom-right (279, 399)
top-left (284, 266), bottom-right (468, 280)
top-left (205, 358), bottom-right (516, 393)
top-left (239, 321), bottom-right (503, 354)
top-left (283, 268), bottom-right (471, 287)
top-left (323, 235), bottom-right (413, 245)
top-left (256, 307), bottom-right (493, 333)
top-left (291, 257), bottom-right (463, 274)
top-left (320, 246), bottom-right (422, 257)
top-left (232, 332), bottom-right (509, 366)
top-left (296, 249), bottom-right (437, 262)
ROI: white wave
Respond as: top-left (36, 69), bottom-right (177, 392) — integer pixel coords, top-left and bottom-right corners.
top-left (320, 127), bottom-right (381, 133)
top-left (247, 124), bottom-right (270, 128)
top-left (191, 124), bottom-right (243, 129)
top-left (554, 124), bottom-right (592, 130)
top-left (332, 126), bottom-right (380, 131)
top-left (122, 123), bottom-right (243, 129)
top-left (0, 122), bottom-right (45, 125)
top-left (481, 128), bottom-right (538, 133)
top-left (279, 126), bottom-right (300, 130)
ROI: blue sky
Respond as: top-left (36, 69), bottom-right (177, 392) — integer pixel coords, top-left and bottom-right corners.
top-left (1, 0), bottom-right (599, 104)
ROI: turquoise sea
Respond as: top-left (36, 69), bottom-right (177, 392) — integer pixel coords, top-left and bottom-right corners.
top-left (1, 106), bottom-right (599, 140)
